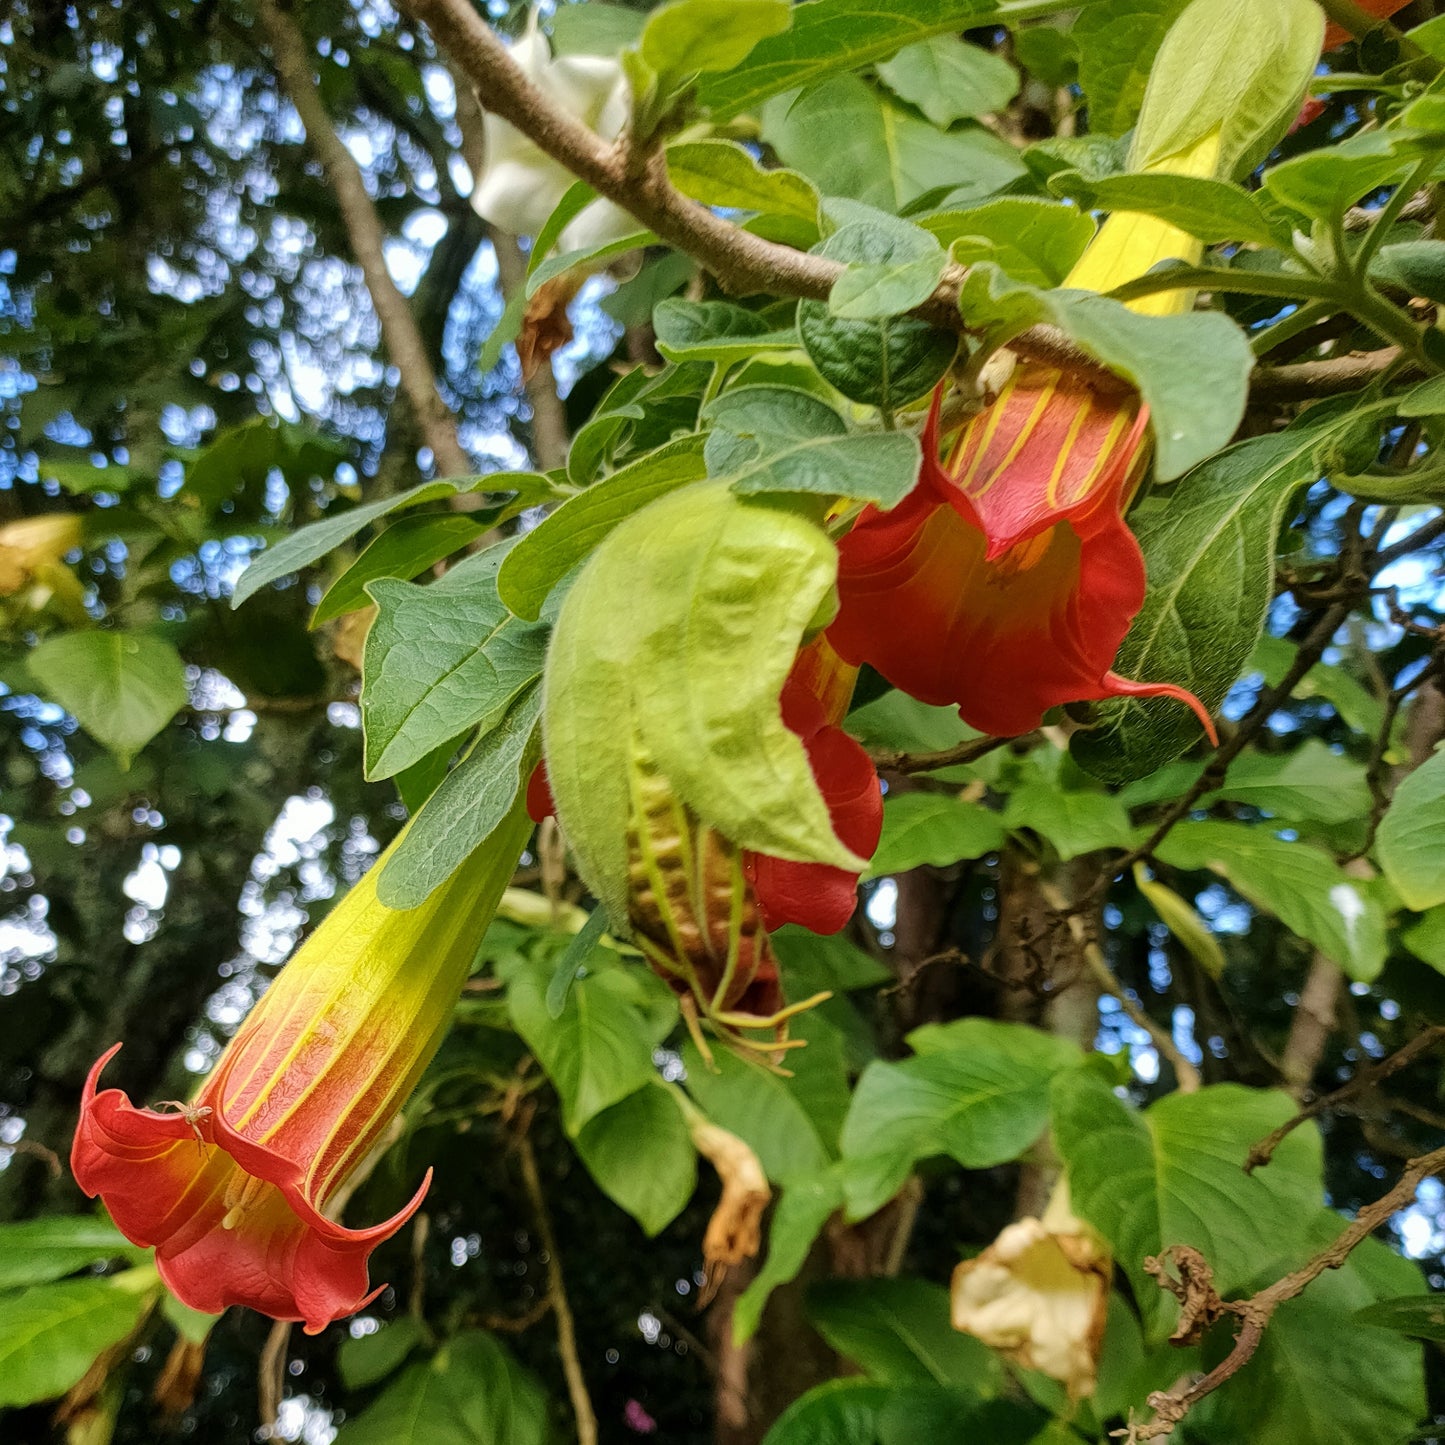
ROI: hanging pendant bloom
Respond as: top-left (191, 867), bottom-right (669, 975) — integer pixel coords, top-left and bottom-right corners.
top-left (72, 801), bottom-right (531, 1332)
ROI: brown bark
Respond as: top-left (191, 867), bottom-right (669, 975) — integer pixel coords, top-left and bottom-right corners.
top-left (259, 0), bottom-right (472, 479)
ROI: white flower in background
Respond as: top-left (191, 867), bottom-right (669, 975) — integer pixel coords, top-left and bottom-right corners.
top-left (470, 12), bottom-right (633, 253)
top-left (950, 1180), bottom-right (1111, 1399)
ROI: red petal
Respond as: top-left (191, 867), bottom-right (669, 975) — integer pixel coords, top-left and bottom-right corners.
top-left (72, 1045), bottom-right (425, 1334)
top-left (526, 761), bottom-right (555, 822)
top-left (1324, 0), bottom-right (1411, 48)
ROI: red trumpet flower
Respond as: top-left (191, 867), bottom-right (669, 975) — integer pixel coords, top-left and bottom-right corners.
top-left (829, 378), bottom-right (1218, 742)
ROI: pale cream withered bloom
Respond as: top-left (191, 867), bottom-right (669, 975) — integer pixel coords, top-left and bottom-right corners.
top-left (469, 11), bottom-right (632, 253)
top-left (950, 1180), bottom-right (1110, 1399)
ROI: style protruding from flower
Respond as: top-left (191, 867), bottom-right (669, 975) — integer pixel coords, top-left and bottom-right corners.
top-left (72, 802), bottom-right (531, 1332)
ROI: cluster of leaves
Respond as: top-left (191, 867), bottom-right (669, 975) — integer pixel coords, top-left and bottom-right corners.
top-left (8, 0), bottom-right (1445, 1443)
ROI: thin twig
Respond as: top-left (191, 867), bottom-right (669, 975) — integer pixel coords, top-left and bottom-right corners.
top-left (1122, 1142), bottom-right (1445, 1440)
top-left (1245, 1025), bottom-right (1445, 1172)
top-left (867, 732), bottom-right (1033, 775)
top-left (259, 0), bottom-right (472, 477)
top-left (515, 1119), bottom-right (598, 1445)
top-left (1038, 880), bottom-right (1201, 1093)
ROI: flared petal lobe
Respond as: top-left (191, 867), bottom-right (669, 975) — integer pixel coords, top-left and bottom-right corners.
top-left (72, 801), bottom-right (531, 1332)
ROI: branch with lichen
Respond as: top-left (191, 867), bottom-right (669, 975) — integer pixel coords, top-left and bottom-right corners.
top-left (1122, 1142), bottom-right (1445, 1440)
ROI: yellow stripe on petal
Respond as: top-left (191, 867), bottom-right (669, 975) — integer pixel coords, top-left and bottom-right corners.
top-left (1063, 129), bottom-right (1223, 316)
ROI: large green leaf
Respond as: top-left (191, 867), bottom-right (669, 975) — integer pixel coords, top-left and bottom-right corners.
top-left (338, 1318), bottom-right (428, 1391)
top-left (497, 435), bottom-right (709, 621)
top-left (1210, 740), bottom-right (1371, 827)
top-left (703, 386), bottom-right (922, 507)
top-left (1073, 405), bottom-right (1384, 782)
top-left (761, 1379), bottom-right (894, 1445)
top-left (1155, 821), bottom-right (1387, 982)
top-left (1053, 1074), bottom-right (1323, 1339)
top-left (0, 1217), bottom-right (132, 1292)
top-left (1355, 1293), bottom-right (1445, 1342)
top-left (1004, 785), bottom-right (1132, 859)
top-left (361, 544), bottom-right (547, 781)
top-left (376, 684), bottom-right (541, 910)
top-left (652, 301), bottom-right (799, 365)
top-left (543, 482), bottom-right (861, 928)
top-left (0, 1277), bottom-right (153, 1408)
top-left (828, 224), bottom-right (947, 322)
top-left (866, 794), bottom-right (1007, 878)
top-left (761, 74), bottom-right (1026, 213)
top-left (806, 1277), bottom-right (1001, 1390)
top-left (839, 1019), bottom-right (1080, 1218)
top-left (230, 471), bottom-right (552, 609)
top-left (336, 1331), bottom-right (551, 1445)
top-left (1376, 748), bottom-right (1445, 911)
top-left (574, 1082), bottom-right (698, 1237)
top-left (27, 630), bottom-right (187, 767)
top-left (507, 958), bottom-right (677, 1136)
top-left (1049, 171), bottom-right (1284, 246)
top-left (876, 35), bottom-right (1018, 127)
top-left (698, 0), bottom-right (1081, 121)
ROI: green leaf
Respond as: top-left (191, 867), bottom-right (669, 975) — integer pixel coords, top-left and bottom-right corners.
top-left (1264, 129), bottom-right (1422, 224)
top-left (543, 482), bottom-right (860, 928)
top-left (1133, 864), bottom-right (1228, 980)
top-left (497, 434), bottom-right (709, 621)
top-left (760, 1378), bottom-right (893, 1445)
top-left (507, 957), bottom-right (677, 1135)
top-left (1251, 635), bottom-right (1385, 737)
top-left (376, 685), bottom-right (541, 910)
top-left (1211, 740), bottom-right (1371, 826)
top-left (828, 223), bottom-right (947, 321)
top-left (697, 0), bottom-right (1079, 122)
top-left (1155, 820), bottom-right (1387, 981)
top-left (0, 1278), bottom-right (153, 1408)
top-left (876, 36), bottom-right (1018, 127)
top-left (845, 690), bottom-right (979, 757)
top-left (919, 198), bottom-right (1095, 288)
top-left (0, 1216), bottom-right (131, 1292)
top-left (840, 1019), bottom-right (1080, 1218)
top-left (770, 927), bottom-right (891, 992)
top-left (1053, 1074), bottom-right (1323, 1339)
top-left (1398, 373), bottom-right (1445, 418)
top-left (703, 386), bottom-right (922, 508)
top-left (807, 1277), bottom-right (1001, 1389)
top-left (182, 417), bottom-right (345, 516)
top-left (336, 1331), bottom-right (551, 1445)
top-left (1073, 406), bottom-right (1383, 782)
top-left (1377, 748), bottom-right (1445, 910)
top-left (959, 265), bottom-right (1252, 481)
top-left (1050, 171), bottom-right (1285, 246)
top-left (799, 218), bottom-right (958, 408)
top-left (1402, 907), bottom-right (1445, 973)
top-left (666, 140), bottom-right (820, 230)
top-left (761, 74), bottom-right (1027, 213)
top-left (338, 1317), bottom-right (427, 1390)
top-left (36, 458), bottom-right (140, 495)
top-left (545, 907), bottom-right (611, 1019)
top-left (312, 512), bottom-right (491, 625)
top-left (27, 630), bottom-right (187, 767)
top-left (1072, 0), bottom-right (1191, 136)
top-left (161, 1292), bottom-right (221, 1345)
top-left (682, 1016), bottom-right (850, 1182)
top-left (526, 229), bottom-right (656, 297)
top-left (1004, 785), bottom-right (1132, 859)
top-left (231, 471), bottom-right (553, 609)
top-left (574, 1081), bottom-right (697, 1236)
top-left (526, 179), bottom-right (597, 278)
top-left (361, 544), bottom-right (548, 781)
top-left (639, 0), bottom-right (792, 83)
top-left (550, 1), bottom-right (645, 55)
top-left (733, 1169), bottom-right (845, 1343)
top-left (478, 285), bottom-right (528, 375)
top-left (1355, 1293), bottom-right (1445, 1341)
top-left (652, 300), bottom-right (799, 364)
top-left (866, 794), bottom-right (1006, 878)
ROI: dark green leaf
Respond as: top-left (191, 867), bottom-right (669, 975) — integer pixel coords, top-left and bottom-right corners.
top-left (704, 386), bottom-right (922, 507)
top-left (1072, 0), bottom-right (1191, 136)
top-left (574, 1082), bottom-right (697, 1236)
top-left (653, 300), bottom-right (799, 364)
top-left (338, 1318), bottom-right (427, 1390)
top-left (828, 223), bottom-right (947, 321)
